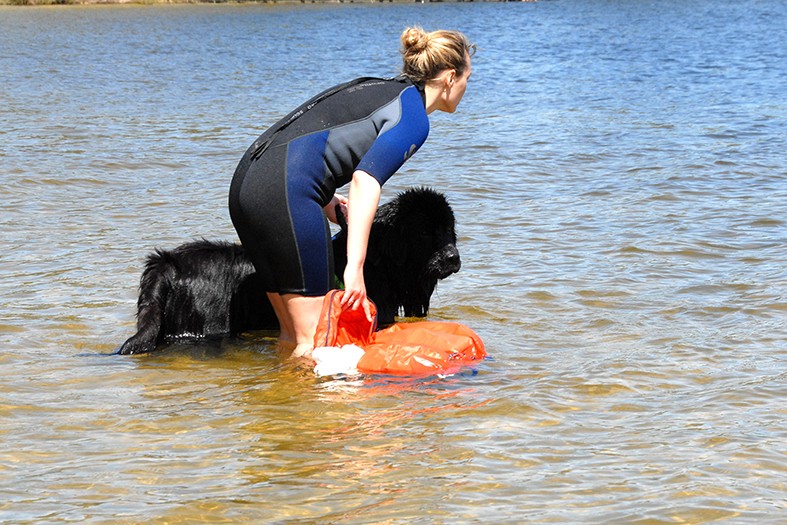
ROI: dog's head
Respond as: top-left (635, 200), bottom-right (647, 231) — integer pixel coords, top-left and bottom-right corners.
top-left (368, 187), bottom-right (460, 320)
top-left (333, 186), bottom-right (461, 323)
top-left (371, 187), bottom-right (460, 279)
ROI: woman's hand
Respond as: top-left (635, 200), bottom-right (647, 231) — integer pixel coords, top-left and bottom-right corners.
top-left (323, 194), bottom-right (349, 224)
top-left (342, 264), bottom-right (372, 321)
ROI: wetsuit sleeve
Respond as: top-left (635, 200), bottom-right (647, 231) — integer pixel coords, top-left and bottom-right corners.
top-left (355, 87), bottom-right (430, 186)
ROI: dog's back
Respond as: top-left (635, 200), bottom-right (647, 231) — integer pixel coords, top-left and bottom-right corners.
top-left (118, 240), bottom-right (275, 354)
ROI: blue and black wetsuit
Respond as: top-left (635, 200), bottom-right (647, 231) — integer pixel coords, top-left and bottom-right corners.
top-left (228, 75), bottom-right (429, 296)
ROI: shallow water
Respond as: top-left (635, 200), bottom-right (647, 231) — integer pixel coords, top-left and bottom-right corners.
top-left (1, 1), bottom-right (786, 523)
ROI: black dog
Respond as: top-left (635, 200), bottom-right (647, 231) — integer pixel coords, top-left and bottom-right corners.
top-left (118, 187), bottom-right (460, 354)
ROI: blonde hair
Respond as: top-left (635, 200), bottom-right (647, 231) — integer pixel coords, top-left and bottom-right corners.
top-left (400, 27), bottom-right (475, 84)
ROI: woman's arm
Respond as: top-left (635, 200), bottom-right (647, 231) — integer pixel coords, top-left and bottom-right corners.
top-left (341, 170), bottom-right (380, 320)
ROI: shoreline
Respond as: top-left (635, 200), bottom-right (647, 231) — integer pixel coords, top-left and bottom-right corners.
top-left (2, 0), bottom-right (516, 5)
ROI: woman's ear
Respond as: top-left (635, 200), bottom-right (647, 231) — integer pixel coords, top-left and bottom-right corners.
top-left (439, 69), bottom-right (456, 90)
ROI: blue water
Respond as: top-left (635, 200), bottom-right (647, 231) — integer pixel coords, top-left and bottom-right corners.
top-left (1, 1), bottom-right (785, 523)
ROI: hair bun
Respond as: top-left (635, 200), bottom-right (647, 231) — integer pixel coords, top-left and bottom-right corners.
top-left (400, 27), bottom-right (473, 84)
top-left (401, 27), bottom-right (428, 53)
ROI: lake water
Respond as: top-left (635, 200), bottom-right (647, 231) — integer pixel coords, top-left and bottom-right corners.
top-left (1, 1), bottom-right (785, 523)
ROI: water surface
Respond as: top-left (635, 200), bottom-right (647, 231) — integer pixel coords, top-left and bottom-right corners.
top-left (1, 1), bottom-right (785, 523)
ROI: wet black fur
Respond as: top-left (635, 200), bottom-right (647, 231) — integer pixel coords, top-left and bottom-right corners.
top-left (118, 187), bottom-right (460, 355)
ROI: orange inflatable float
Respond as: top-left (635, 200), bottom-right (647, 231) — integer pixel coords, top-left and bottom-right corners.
top-left (312, 290), bottom-right (486, 376)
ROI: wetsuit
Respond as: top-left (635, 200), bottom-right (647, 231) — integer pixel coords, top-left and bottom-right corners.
top-left (228, 76), bottom-right (429, 296)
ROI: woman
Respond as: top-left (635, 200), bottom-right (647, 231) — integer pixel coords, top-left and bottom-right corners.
top-left (228, 27), bottom-right (475, 358)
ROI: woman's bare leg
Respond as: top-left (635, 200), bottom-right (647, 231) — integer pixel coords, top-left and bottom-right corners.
top-left (282, 294), bottom-right (325, 358)
top-left (266, 292), bottom-right (295, 347)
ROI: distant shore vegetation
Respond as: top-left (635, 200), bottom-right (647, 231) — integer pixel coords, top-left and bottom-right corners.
top-left (3, 0), bottom-right (520, 5)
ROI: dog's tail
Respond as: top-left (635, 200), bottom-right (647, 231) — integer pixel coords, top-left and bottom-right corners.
top-left (117, 251), bottom-right (171, 355)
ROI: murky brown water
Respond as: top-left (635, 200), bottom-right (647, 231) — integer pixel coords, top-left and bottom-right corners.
top-left (1, 2), bottom-right (785, 523)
